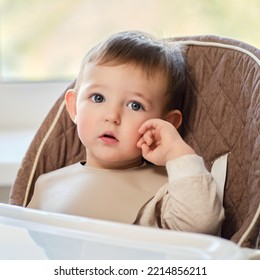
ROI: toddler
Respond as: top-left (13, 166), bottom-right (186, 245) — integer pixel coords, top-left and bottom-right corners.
top-left (28, 31), bottom-right (224, 235)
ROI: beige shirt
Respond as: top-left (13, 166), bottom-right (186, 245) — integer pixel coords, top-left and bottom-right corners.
top-left (28, 155), bottom-right (224, 235)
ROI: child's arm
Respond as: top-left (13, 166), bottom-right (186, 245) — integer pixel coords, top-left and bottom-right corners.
top-left (137, 118), bottom-right (195, 164)
top-left (137, 118), bottom-right (224, 234)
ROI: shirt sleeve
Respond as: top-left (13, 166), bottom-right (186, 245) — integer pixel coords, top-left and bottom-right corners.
top-left (166, 154), bottom-right (208, 182)
top-left (161, 154), bottom-right (225, 235)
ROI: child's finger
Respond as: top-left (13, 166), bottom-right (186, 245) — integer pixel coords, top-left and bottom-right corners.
top-left (136, 137), bottom-right (144, 148)
top-left (142, 130), bottom-right (154, 146)
top-left (139, 142), bottom-right (152, 159)
top-left (138, 118), bottom-right (160, 134)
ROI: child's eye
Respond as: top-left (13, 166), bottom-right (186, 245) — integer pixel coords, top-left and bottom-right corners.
top-left (127, 101), bottom-right (144, 111)
top-left (90, 94), bottom-right (105, 103)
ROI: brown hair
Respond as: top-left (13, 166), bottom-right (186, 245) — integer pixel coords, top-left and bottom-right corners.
top-left (75, 30), bottom-right (186, 112)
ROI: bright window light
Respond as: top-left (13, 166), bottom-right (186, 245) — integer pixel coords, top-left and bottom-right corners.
top-left (0, 0), bottom-right (259, 82)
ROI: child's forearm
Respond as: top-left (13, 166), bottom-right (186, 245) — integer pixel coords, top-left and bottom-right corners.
top-left (163, 155), bottom-right (225, 235)
top-left (166, 154), bottom-right (208, 181)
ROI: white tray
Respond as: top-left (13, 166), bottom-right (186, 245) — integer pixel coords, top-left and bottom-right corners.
top-left (0, 203), bottom-right (246, 260)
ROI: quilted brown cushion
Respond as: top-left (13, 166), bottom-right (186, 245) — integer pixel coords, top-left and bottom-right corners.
top-left (9, 35), bottom-right (260, 248)
top-left (172, 36), bottom-right (260, 247)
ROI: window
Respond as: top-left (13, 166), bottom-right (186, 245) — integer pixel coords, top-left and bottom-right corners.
top-left (0, 0), bottom-right (259, 82)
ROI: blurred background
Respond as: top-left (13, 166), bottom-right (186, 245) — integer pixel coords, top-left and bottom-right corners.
top-left (1, 0), bottom-right (259, 82)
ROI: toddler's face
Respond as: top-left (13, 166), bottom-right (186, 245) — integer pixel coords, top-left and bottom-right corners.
top-left (73, 63), bottom-right (168, 169)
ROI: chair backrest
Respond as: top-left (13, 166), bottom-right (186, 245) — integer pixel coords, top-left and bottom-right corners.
top-left (9, 35), bottom-right (260, 248)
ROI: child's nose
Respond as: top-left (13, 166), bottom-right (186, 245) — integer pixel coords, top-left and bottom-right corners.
top-left (104, 109), bottom-right (121, 125)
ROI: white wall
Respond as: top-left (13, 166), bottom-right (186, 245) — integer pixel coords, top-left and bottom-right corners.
top-left (0, 82), bottom-right (70, 129)
top-left (0, 81), bottom-right (70, 189)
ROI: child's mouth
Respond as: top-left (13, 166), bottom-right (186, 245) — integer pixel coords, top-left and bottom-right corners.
top-left (104, 134), bottom-right (116, 139)
top-left (100, 133), bottom-right (118, 144)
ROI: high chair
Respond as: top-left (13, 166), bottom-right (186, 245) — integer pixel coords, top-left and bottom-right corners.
top-left (9, 35), bottom-right (260, 249)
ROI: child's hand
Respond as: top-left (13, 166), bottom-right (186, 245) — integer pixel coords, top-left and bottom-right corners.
top-left (137, 118), bottom-right (195, 166)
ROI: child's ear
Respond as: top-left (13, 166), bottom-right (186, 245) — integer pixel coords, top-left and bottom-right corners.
top-left (164, 109), bottom-right (182, 129)
top-left (65, 89), bottom-right (77, 124)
